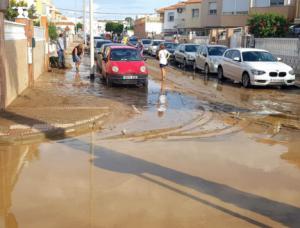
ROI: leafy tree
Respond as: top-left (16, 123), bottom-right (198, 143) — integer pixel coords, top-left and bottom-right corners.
top-left (27, 4), bottom-right (37, 20)
top-left (248, 13), bottom-right (288, 38)
top-left (76, 22), bottom-right (83, 32)
top-left (125, 17), bottom-right (134, 27)
top-left (105, 22), bottom-right (124, 34)
top-left (48, 23), bottom-right (58, 41)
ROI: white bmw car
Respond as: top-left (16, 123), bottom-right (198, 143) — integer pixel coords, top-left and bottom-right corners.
top-left (217, 48), bottom-right (296, 88)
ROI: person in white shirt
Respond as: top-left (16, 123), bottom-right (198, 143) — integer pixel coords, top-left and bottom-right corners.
top-left (158, 44), bottom-right (170, 81)
top-left (56, 33), bottom-right (65, 68)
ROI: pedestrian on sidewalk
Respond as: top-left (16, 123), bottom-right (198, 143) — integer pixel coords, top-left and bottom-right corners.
top-left (72, 44), bottom-right (84, 73)
top-left (56, 33), bottom-right (65, 69)
top-left (158, 44), bottom-right (170, 81)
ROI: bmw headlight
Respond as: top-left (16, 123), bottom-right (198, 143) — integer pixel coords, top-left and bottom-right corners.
top-left (251, 69), bottom-right (266, 75)
top-left (140, 66), bottom-right (146, 73)
top-left (289, 69), bottom-right (295, 75)
top-left (112, 66), bottom-right (119, 73)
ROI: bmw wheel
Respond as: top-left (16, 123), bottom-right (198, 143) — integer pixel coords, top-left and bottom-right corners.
top-left (242, 73), bottom-right (251, 88)
top-left (217, 67), bottom-right (224, 81)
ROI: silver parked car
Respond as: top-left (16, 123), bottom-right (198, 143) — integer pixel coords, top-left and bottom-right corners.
top-left (195, 45), bottom-right (227, 74)
top-left (148, 40), bottom-right (164, 56)
top-left (141, 39), bottom-right (152, 53)
top-left (217, 48), bottom-right (296, 88)
top-left (174, 44), bottom-right (200, 68)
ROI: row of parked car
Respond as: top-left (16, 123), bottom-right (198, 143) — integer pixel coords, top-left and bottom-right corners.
top-left (142, 39), bottom-right (296, 88)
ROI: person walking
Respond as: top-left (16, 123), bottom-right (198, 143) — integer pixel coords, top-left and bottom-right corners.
top-left (158, 44), bottom-right (170, 81)
top-left (56, 33), bottom-right (65, 69)
top-left (72, 44), bottom-right (84, 73)
top-left (136, 39), bottom-right (144, 56)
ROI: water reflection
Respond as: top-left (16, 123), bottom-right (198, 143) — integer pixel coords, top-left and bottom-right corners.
top-left (0, 145), bottom-right (39, 228)
top-left (157, 80), bottom-right (167, 117)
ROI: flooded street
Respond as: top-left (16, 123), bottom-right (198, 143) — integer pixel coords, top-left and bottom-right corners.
top-left (1, 58), bottom-right (300, 228)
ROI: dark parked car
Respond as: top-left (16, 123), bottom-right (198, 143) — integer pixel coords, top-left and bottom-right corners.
top-left (156, 42), bottom-right (179, 61)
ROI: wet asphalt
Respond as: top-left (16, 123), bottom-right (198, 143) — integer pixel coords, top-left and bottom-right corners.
top-left (1, 55), bottom-right (300, 228)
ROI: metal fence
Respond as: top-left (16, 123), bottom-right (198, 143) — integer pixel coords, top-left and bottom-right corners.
top-left (255, 38), bottom-right (300, 57)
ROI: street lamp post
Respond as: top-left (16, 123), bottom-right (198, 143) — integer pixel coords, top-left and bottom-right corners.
top-left (89, 0), bottom-right (94, 78)
top-left (83, 0), bottom-right (86, 45)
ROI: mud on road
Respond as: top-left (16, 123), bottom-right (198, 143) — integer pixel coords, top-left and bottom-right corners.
top-left (1, 55), bottom-right (300, 228)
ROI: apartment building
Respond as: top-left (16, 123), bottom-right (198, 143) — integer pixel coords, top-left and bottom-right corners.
top-left (250, 0), bottom-right (296, 21)
top-left (176, 0), bottom-right (203, 35)
top-left (156, 2), bottom-right (186, 35)
top-left (134, 15), bottom-right (163, 38)
top-left (296, 0), bottom-right (300, 24)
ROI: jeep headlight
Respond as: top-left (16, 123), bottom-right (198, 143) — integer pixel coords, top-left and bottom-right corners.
top-left (251, 69), bottom-right (265, 75)
top-left (289, 70), bottom-right (295, 75)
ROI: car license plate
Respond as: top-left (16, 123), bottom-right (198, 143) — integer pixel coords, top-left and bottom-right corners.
top-left (270, 78), bottom-right (284, 83)
top-left (123, 76), bottom-right (138, 80)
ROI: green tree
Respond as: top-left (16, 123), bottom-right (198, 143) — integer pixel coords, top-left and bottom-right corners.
top-left (76, 22), bottom-right (83, 32)
top-left (48, 23), bottom-right (58, 41)
top-left (105, 22), bottom-right (124, 34)
top-left (27, 4), bottom-right (37, 20)
top-left (248, 13), bottom-right (288, 38)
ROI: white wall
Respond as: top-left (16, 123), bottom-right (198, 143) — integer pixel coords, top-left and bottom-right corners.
top-left (164, 9), bottom-right (177, 30)
top-left (146, 22), bottom-right (162, 34)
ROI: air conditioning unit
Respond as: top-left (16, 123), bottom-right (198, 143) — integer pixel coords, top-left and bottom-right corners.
top-left (177, 8), bottom-right (183, 14)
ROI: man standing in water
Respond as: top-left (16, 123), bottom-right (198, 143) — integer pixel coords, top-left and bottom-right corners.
top-left (56, 33), bottom-right (65, 69)
top-left (158, 44), bottom-right (170, 81)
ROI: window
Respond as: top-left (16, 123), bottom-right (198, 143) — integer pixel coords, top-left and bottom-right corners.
top-left (110, 49), bottom-right (142, 61)
top-left (208, 46), bottom-right (227, 56)
top-left (270, 0), bottom-right (284, 6)
top-left (231, 50), bottom-right (241, 60)
top-left (192, 8), bottom-right (199, 18)
top-left (168, 12), bottom-right (175, 22)
top-left (209, 2), bottom-right (217, 15)
top-left (224, 50), bottom-right (233, 59)
top-left (222, 0), bottom-right (249, 15)
top-left (242, 51), bottom-right (276, 62)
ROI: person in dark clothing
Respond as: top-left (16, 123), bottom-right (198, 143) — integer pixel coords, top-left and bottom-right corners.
top-left (72, 44), bottom-right (84, 72)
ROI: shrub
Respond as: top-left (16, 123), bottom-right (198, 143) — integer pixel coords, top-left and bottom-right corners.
top-left (248, 13), bottom-right (288, 38)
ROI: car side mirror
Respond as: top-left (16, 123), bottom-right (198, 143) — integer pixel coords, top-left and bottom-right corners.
top-left (180, 50), bottom-right (184, 53)
top-left (277, 57), bottom-right (282, 61)
top-left (144, 57), bottom-right (147, 61)
top-left (233, 57), bottom-right (241, 62)
top-left (203, 53), bottom-right (207, 57)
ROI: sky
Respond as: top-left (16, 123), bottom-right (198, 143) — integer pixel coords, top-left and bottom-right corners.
top-left (52, 0), bottom-right (179, 20)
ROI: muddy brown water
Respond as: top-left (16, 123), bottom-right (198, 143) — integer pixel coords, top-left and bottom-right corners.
top-left (1, 58), bottom-right (300, 228)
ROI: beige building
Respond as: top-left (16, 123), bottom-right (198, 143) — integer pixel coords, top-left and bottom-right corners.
top-left (250, 0), bottom-right (296, 21)
top-left (294, 0), bottom-right (300, 23)
top-left (177, 0), bottom-right (203, 35)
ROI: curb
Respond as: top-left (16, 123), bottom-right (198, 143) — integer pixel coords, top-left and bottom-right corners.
top-left (0, 113), bottom-right (109, 145)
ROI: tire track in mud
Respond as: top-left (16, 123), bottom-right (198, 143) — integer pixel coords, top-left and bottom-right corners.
top-left (100, 61), bottom-right (300, 141)
top-left (102, 102), bottom-right (251, 141)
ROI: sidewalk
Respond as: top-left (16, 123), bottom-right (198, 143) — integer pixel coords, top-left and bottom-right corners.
top-left (0, 41), bottom-right (132, 144)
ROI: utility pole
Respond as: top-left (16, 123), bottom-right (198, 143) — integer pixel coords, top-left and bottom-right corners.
top-left (83, 0), bottom-right (86, 45)
top-left (89, 0), bottom-right (94, 78)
